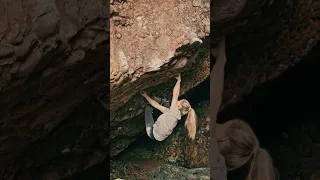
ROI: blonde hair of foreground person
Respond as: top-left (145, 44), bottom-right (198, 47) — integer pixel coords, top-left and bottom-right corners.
top-left (211, 37), bottom-right (279, 180)
top-left (216, 119), bottom-right (279, 180)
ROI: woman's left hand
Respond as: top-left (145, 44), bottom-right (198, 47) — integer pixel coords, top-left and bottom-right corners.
top-left (140, 91), bottom-right (147, 97)
top-left (211, 37), bottom-right (225, 59)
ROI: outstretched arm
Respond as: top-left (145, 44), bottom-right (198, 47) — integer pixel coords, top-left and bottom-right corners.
top-left (210, 37), bottom-right (227, 131)
top-left (141, 91), bottom-right (168, 113)
top-left (171, 74), bottom-right (181, 108)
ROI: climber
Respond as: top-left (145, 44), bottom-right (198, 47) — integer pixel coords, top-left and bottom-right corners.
top-left (140, 73), bottom-right (197, 141)
top-left (210, 37), bottom-right (278, 180)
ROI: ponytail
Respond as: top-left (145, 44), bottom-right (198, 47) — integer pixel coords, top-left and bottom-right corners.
top-left (220, 119), bottom-right (279, 180)
top-left (185, 108), bottom-right (197, 140)
top-left (247, 147), bottom-right (279, 180)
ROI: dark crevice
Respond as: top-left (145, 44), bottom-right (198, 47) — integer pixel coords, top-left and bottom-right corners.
top-left (219, 42), bottom-right (320, 179)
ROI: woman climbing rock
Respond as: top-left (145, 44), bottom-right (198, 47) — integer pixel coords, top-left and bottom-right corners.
top-left (210, 37), bottom-right (279, 180)
top-left (140, 73), bottom-right (197, 141)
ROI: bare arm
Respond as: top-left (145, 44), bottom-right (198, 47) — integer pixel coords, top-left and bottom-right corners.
top-left (210, 37), bottom-right (227, 131)
top-left (171, 74), bottom-right (181, 108)
top-left (141, 91), bottom-right (168, 113)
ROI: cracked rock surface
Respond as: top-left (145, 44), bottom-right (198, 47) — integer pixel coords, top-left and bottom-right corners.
top-left (0, 0), bottom-right (108, 179)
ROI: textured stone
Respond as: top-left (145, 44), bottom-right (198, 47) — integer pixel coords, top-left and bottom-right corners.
top-left (0, 44), bottom-right (14, 58)
top-left (0, 0), bottom-right (108, 179)
top-left (13, 35), bottom-right (38, 60)
top-left (149, 163), bottom-right (210, 180)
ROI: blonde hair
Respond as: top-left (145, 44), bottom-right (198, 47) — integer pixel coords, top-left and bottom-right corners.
top-left (220, 119), bottom-right (278, 180)
top-left (180, 99), bottom-right (197, 140)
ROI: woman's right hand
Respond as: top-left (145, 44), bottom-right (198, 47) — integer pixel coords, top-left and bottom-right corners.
top-left (175, 73), bottom-right (181, 81)
top-left (211, 37), bottom-right (226, 59)
top-left (140, 91), bottom-right (147, 97)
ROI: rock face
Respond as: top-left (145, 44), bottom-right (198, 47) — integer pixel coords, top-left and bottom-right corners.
top-left (149, 163), bottom-right (210, 180)
top-left (110, 0), bottom-right (210, 156)
top-left (212, 0), bottom-right (320, 108)
top-left (0, 0), bottom-right (108, 179)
